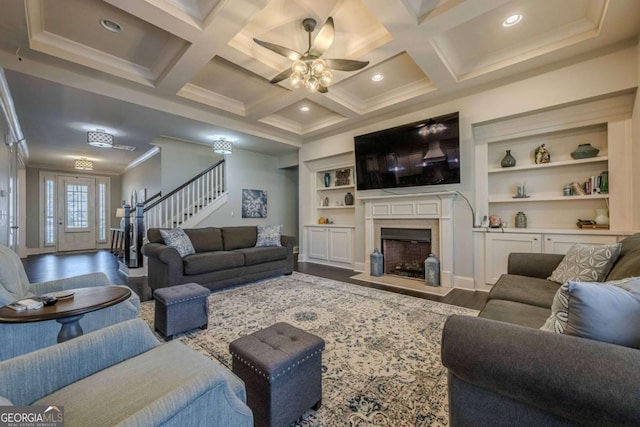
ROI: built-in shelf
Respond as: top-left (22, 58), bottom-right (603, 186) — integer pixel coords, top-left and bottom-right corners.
top-left (489, 194), bottom-right (609, 203)
top-left (317, 206), bottom-right (355, 210)
top-left (317, 184), bottom-right (355, 191)
top-left (488, 156), bottom-right (608, 174)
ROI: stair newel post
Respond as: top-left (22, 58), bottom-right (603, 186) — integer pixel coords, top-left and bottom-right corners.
top-left (123, 204), bottom-right (131, 267)
top-left (135, 202), bottom-right (144, 268)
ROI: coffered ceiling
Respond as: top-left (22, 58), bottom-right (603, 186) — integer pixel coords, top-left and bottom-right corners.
top-left (0, 0), bottom-right (638, 173)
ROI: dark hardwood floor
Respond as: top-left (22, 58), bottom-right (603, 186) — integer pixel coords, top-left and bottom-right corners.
top-left (21, 250), bottom-right (487, 310)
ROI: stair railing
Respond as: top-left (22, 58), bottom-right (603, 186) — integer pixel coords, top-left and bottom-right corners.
top-left (143, 159), bottom-right (226, 230)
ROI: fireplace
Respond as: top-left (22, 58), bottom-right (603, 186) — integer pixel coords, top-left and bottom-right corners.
top-left (381, 228), bottom-right (431, 279)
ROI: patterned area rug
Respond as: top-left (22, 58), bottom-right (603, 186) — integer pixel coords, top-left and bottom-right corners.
top-left (138, 272), bottom-right (477, 426)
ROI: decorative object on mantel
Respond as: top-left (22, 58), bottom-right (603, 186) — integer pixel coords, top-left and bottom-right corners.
top-left (489, 215), bottom-right (502, 228)
top-left (515, 211), bottom-right (527, 228)
top-left (577, 219), bottom-right (608, 229)
top-left (344, 192), bottom-right (354, 206)
top-left (570, 143), bottom-right (599, 159)
top-left (534, 144), bottom-right (550, 164)
top-left (424, 253), bottom-right (440, 287)
top-left (318, 217), bottom-right (327, 224)
top-left (323, 172), bottom-right (331, 187)
top-left (563, 184), bottom-right (572, 196)
top-left (594, 208), bottom-right (610, 225)
top-left (370, 248), bottom-right (383, 277)
top-left (500, 150), bottom-right (516, 167)
top-left (335, 169), bottom-right (351, 186)
top-left (322, 196), bottom-right (329, 207)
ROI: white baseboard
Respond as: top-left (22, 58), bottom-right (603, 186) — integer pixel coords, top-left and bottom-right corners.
top-left (453, 275), bottom-right (476, 290)
top-left (118, 261), bottom-right (147, 277)
top-left (353, 262), bottom-right (365, 272)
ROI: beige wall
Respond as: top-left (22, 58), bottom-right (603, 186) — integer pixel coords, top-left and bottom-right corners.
top-left (299, 45), bottom-right (639, 287)
top-left (633, 41), bottom-right (640, 230)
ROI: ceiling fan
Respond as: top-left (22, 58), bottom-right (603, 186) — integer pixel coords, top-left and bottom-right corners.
top-left (253, 17), bottom-right (369, 93)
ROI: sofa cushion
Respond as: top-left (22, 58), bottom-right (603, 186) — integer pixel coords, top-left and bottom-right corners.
top-left (183, 252), bottom-right (245, 275)
top-left (222, 227), bottom-right (257, 251)
top-left (478, 300), bottom-right (552, 329)
top-left (548, 243), bottom-right (621, 283)
top-left (159, 228), bottom-right (195, 258)
top-left (488, 274), bottom-right (560, 309)
top-left (540, 277), bottom-right (640, 348)
top-left (606, 233), bottom-right (640, 280)
top-left (233, 247), bottom-right (288, 266)
top-left (255, 225), bottom-right (282, 247)
top-left (184, 228), bottom-right (223, 253)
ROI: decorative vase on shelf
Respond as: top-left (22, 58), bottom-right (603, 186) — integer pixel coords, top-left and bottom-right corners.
top-left (500, 150), bottom-right (516, 168)
top-left (594, 208), bottom-right (609, 225)
top-left (515, 211), bottom-right (527, 228)
top-left (534, 144), bottom-right (550, 164)
top-left (571, 143), bottom-right (599, 159)
top-left (323, 172), bottom-right (331, 188)
top-left (344, 192), bottom-right (354, 206)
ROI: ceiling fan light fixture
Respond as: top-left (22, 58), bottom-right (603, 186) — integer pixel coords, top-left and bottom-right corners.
top-left (87, 129), bottom-right (114, 148)
top-left (292, 60), bottom-right (308, 74)
top-left (311, 59), bottom-right (327, 75)
top-left (319, 69), bottom-right (333, 86)
top-left (306, 77), bottom-right (320, 93)
top-left (291, 72), bottom-right (305, 88)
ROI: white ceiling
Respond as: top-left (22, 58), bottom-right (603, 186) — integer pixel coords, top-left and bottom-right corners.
top-left (0, 0), bottom-right (638, 174)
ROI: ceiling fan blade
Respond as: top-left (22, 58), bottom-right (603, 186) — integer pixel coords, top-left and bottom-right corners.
top-left (269, 68), bottom-right (293, 84)
top-left (309, 17), bottom-right (334, 57)
top-left (325, 58), bottom-right (369, 71)
top-left (253, 38), bottom-right (302, 61)
top-left (318, 85), bottom-right (328, 94)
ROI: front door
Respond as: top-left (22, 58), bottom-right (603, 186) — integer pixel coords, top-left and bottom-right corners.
top-left (57, 176), bottom-right (96, 252)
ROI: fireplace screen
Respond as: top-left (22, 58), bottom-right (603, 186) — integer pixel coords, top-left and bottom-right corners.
top-left (381, 228), bottom-right (432, 279)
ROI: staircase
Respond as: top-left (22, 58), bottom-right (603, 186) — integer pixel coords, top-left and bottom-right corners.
top-left (143, 159), bottom-right (227, 229)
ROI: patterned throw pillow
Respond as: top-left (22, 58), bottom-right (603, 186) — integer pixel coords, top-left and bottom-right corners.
top-left (548, 243), bottom-right (622, 283)
top-left (255, 225), bottom-right (282, 247)
top-left (540, 277), bottom-right (640, 348)
top-left (159, 228), bottom-right (195, 257)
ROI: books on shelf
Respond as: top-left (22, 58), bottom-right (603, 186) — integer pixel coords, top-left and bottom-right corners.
top-left (576, 222), bottom-right (609, 230)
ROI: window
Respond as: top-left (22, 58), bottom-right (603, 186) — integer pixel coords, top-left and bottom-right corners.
top-left (45, 178), bottom-right (55, 246)
top-left (98, 181), bottom-right (107, 242)
top-left (66, 184), bottom-right (89, 229)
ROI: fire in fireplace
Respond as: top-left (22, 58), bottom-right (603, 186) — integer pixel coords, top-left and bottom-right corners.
top-left (380, 228), bottom-right (432, 279)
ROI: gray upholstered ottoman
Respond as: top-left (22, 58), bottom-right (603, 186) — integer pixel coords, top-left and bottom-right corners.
top-left (154, 283), bottom-right (210, 340)
top-left (229, 322), bottom-right (325, 427)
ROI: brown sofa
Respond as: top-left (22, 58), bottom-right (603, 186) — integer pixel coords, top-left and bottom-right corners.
top-left (442, 232), bottom-right (640, 426)
top-left (142, 226), bottom-right (296, 292)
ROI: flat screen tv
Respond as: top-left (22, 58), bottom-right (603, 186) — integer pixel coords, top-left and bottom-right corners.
top-left (354, 112), bottom-right (460, 191)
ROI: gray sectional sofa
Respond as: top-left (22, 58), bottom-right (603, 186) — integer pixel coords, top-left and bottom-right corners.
top-left (442, 233), bottom-right (640, 426)
top-left (142, 226), bottom-right (296, 292)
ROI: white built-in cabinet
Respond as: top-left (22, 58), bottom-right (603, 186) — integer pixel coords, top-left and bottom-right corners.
top-left (474, 92), bottom-right (636, 288)
top-left (306, 225), bottom-right (354, 266)
top-left (483, 231), bottom-right (619, 284)
top-left (303, 162), bottom-right (356, 269)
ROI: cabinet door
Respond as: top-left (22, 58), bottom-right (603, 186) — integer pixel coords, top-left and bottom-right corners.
top-left (543, 234), bottom-right (618, 254)
top-left (328, 228), bottom-right (352, 264)
top-left (307, 228), bottom-right (329, 260)
top-left (485, 233), bottom-right (542, 285)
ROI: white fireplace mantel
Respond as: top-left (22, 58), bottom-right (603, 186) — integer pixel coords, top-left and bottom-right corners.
top-left (360, 192), bottom-right (456, 287)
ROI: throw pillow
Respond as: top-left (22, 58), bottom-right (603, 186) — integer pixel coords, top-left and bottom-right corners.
top-left (255, 225), bottom-right (282, 247)
top-left (548, 243), bottom-right (622, 283)
top-left (540, 277), bottom-right (640, 348)
top-left (159, 228), bottom-right (195, 257)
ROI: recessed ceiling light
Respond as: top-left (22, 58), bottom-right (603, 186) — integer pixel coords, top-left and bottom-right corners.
top-left (502, 14), bottom-right (522, 27)
top-left (371, 73), bottom-right (384, 82)
top-left (100, 19), bottom-right (123, 33)
top-left (299, 106), bottom-right (310, 112)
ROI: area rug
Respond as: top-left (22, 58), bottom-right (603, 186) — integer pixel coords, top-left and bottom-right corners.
top-left (138, 272), bottom-right (478, 426)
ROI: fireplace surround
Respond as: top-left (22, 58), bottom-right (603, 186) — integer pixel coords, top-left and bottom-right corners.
top-left (360, 192), bottom-right (455, 287)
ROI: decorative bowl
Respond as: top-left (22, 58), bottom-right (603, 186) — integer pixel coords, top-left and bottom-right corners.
top-left (571, 143), bottom-right (599, 159)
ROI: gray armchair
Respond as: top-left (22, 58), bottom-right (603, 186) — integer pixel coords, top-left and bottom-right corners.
top-left (0, 245), bottom-right (140, 361)
top-left (0, 319), bottom-right (253, 426)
